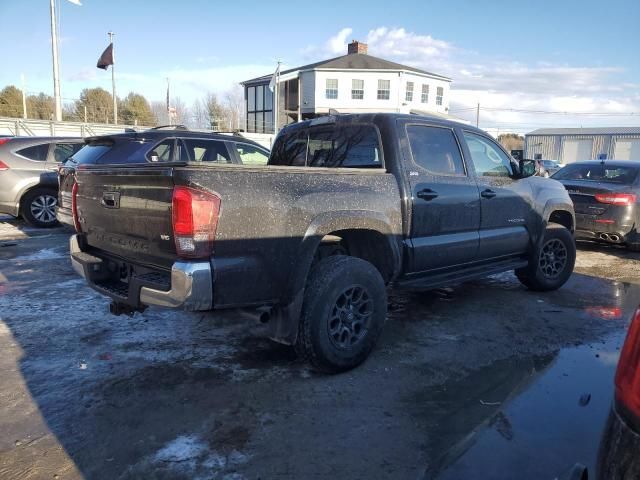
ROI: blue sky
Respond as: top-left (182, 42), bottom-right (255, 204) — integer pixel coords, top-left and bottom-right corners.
top-left (2, 0), bottom-right (639, 132)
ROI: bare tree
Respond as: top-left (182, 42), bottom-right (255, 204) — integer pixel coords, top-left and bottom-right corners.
top-left (202, 93), bottom-right (228, 131)
top-left (172, 97), bottom-right (191, 127)
top-left (191, 99), bottom-right (208, 130)
top-left (150, 101), bottom-right (169, 125)
top-left (497, 133), bottom-right (524, 152)
top-left (224, 85), bottom-right (244, 131)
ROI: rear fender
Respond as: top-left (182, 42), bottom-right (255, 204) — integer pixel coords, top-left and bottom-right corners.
top-left (266, 210), bottom-right (401, 345)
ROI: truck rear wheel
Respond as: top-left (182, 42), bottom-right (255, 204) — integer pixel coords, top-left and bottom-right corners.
top-left (296, 256), bottom-right (387, 373)
top-left (516, 222), bottom-right (575, 291)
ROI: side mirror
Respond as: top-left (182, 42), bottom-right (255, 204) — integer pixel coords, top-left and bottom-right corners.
top-left (519, 159), bottom-right (537, 178)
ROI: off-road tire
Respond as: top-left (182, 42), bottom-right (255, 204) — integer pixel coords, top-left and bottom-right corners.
top-left (295, 256), bottom-right (387, 373)
top-left (516, 222), bottom-right (575, 291)
top-left (628, 243), bottom-right (640, 252)
top-left (21, 187), bottom-right (59, 228)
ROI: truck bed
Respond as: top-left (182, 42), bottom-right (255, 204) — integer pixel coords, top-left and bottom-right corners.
top-left (75, 162), bottom-right (403, 308)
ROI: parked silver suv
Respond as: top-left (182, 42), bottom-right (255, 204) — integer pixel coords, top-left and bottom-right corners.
top-left (0, 136), bottom-right (83, 227)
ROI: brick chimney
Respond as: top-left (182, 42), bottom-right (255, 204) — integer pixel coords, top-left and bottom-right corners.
top-left (347, 40), bottom-right (368, 55)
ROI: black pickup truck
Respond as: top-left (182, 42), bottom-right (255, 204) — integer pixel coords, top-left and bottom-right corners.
top-left (70, 113), bottom-right (576, 372)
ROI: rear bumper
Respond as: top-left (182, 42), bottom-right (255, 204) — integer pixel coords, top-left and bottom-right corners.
top-left (70, 234), bottom-right (213, 311)
top-left (574, 212), bottom-right (637, 244)
top-left (596, 406), bottom-right (640, 479)
top-left (0, 200), bottom-right (19, 217)
top-left (56, 206), bottom-right (75, 228)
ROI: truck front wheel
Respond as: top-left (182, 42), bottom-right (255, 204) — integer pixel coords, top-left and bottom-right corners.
top-left (296, 256), bottom-right (387, 373)
top-left (516, 223), bottom-right (576, 291)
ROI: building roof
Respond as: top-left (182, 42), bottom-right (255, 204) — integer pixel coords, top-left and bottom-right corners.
top-left (241, 53), bottom-right (451, 85)
top-left (527, 127), bottom-right (640, 136)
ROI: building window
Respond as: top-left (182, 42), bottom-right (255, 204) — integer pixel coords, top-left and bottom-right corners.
top-left (405, 82), bottom-right (414, 102)
top-left (352, 79), bottom-right (364, 100)
top-left (377, 79), bottom-right (390, 100)
top-left (436, 86), bottom-right (444, 106)
top-left (326, 79), bottom-right (338, 99)
top-left (246, 83), bottom-right (273, 134)
top-left (421, 84), bottom-right (429, 103)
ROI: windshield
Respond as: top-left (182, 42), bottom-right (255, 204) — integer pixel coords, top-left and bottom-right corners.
top-left (552, 163), bottom-right (639, 184)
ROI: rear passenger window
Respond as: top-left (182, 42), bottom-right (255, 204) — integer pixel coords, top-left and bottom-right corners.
top-left (148, 139), bottom-right (174, 162)
top-left (234, 143), bottom-right (269, 165)
top-left (71, 144), bottom-right (111, 164)
top-left (183, 139), bottom-right (231, 163)
top-left (407, 125), bottom-right (465, 176)
top-left (17, 143), bottom-right (50, 161)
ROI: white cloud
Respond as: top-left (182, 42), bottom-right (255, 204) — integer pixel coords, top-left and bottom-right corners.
top-left (328, 28), bottom-right (353, 55)
top-left (366, 27), bottom-right (452, 60)
top-left (306, 26), bottom-right (639, 133)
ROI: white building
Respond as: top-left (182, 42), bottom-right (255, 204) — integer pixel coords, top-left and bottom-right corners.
top-left (240, 41), bottom-right (452, 134)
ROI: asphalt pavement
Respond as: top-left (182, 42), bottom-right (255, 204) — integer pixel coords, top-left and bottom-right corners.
top-left (0, 215), bottom-right (638, 480)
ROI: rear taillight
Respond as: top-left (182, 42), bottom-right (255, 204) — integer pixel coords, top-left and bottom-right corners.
top-left (595, 193), bottom-right (637, 206)
top-left (0, 138), bottom-right (12, 146)
top-left (0, 161), bottom-right (9, 171)
top-left (172, 186), bottom-right (221, 258)
top-left (71, 181), bottom-right (81, 232)
top-left (615, 307), bottom-right (640, 420)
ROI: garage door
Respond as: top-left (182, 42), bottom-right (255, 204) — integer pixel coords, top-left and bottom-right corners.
top-left (614, 139), bottom-right (640, 160)
top-left (562, 139), bottom-right (593, 163)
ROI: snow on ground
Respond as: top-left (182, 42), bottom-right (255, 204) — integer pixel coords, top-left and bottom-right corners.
top-left (125, 433), bottom-right (249, 479)
top-left (12, 248), bottom-right (66, 262)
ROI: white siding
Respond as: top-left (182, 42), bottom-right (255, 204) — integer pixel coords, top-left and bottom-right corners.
top-left (562, 138), bottom-right (594, 163)
top-left (614, 139), bottom-right (640, 160)
top-left (308, 70), bottom-right (450, 115)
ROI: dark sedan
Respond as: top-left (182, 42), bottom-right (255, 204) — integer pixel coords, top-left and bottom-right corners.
top-left (596, 306), bottom-right (640, 479)
top-left (552, 160), bottom-right (640, 251)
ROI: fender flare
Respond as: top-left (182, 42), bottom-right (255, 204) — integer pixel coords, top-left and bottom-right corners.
top-left (267, 210), bottom-right (401, 345)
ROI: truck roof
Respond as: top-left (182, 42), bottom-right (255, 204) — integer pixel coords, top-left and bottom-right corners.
top-left (278, 112), bottom-right (485, 136)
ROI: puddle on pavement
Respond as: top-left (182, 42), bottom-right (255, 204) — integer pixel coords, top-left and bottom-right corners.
top-left (426, 329), bottom-right (629, 480)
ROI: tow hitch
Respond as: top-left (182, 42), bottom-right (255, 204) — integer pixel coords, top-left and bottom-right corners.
top-left (109, 301), bottom-right (147, 317)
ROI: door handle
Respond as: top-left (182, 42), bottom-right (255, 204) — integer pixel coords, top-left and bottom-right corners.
top-left (417, 188), bottom-right (439, 201)
top-left (101, 191), bottom-right (120, 209)
top-left (481, 189), bottom-right (497, 199)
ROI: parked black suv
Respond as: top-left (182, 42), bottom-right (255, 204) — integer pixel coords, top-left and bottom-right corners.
top-left (57, 126), bottom-right (270, 227)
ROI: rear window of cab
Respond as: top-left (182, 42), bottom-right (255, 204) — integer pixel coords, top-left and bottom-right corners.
top-left (269, 124), bottom-right (382, 168)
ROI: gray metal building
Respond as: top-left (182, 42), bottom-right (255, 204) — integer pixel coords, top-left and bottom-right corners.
top-left (524, 127), bottom-right (640, 164)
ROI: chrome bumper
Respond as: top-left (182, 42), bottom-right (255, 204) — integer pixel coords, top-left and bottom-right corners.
top-left (70, 234), bottom-right (213, 311)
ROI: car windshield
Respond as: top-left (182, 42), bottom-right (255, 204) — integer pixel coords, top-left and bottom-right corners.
top-left (552, 163), bottom-right (639, 184)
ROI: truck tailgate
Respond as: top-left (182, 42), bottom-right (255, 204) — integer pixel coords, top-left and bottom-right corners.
top-left (75, 165), bottom-right (177, 269)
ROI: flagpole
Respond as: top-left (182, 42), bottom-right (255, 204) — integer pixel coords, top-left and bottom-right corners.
top-left (274, 61), bottom-right (281, 135)
top-left (49, 0), bottom-right (62, 121)
top-left (108, 31), bottom-right (117, 124)
top-left (166, 78), bottom-right (171, 126)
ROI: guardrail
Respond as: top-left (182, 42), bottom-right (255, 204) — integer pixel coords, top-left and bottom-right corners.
top-left (0, 116), bottom-right (275, 149)
top-left (0, 117), bottom-right (152, 137)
